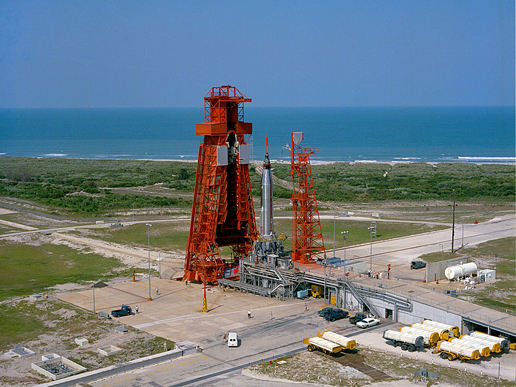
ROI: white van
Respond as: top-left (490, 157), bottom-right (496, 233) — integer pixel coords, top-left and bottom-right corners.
top-left (228, 332), bottom-right (238, 347)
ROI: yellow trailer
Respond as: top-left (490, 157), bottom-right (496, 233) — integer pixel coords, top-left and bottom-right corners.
top-left (317, 331), bottom-right (356, 350)
top-left (422, 320), bottom-right (460, 338)
top-left (411, 323), bottom-right (449, 340)
top-left (303, 336), bottom-right (342, 354)
top-left (434, 340), bottom-right (480, 362)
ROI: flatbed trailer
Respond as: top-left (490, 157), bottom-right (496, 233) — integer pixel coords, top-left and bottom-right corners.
top-left (303, 336), bottom-right (342, 354)
top-left (434, 340), bottom-right (480, 362)
top-left (317, 331), bottom-right (356, 350)
top-left (383, 330), bottom-right (424, 352)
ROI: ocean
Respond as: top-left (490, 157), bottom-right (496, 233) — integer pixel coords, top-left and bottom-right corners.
top-left (0, 107), bottom-right (514, 163)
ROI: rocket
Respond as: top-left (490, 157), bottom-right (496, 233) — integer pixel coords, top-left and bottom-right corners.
top-left (260, 137), bottom-right (274, 238)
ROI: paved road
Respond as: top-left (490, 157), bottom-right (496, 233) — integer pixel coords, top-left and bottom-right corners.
top-left (330, 214), bottom-right (515, 267)
top-left (90, 314), bottom-right (394, 387)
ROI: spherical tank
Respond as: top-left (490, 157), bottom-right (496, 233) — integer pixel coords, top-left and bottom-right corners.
top-left (444, 263), bottom-right (478, 280)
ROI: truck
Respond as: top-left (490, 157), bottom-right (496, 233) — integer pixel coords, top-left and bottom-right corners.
top-left (311, 285), bottom-right (323, 298)
top-left (433, 340), bottom-right (480, 362)
top-left (349, 312), bottom-right (367, 324)
top-left (111, 305), bottom-right (132, 317)
top-left (383, 330), bottom-right (424, 352)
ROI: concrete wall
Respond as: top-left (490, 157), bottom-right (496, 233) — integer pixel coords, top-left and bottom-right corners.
top-left (38, 347), bottom-right (195, 387)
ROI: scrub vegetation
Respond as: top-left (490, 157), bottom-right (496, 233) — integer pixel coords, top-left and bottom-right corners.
top-left (0, 157), bottom-right (514, 216)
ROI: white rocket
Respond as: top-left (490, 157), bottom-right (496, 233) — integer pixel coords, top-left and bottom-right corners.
top-left (260, 137), bottom-right (274, 239)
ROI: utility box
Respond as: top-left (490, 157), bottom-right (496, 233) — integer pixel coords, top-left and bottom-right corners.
top-left (297, 289), bottom-right (309, 299)
top-left (477, 269), bottom-right (496, 283)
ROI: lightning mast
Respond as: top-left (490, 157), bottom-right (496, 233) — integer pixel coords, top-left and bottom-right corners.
top-left (183, 86), bottom-right (257, 283)
top-left (290, 132), bottom-right (325, 263)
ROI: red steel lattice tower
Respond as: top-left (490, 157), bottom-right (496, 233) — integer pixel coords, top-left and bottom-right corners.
top-left (290, 132), bottom-right (325, 263)
top-left (184, 86), bottom-right (257, 283)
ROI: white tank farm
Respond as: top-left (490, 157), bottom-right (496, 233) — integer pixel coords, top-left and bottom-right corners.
top-left (469, 331), bottom-right (509, 349)
top-left (450, 338), bottom-right (490, 357)
top-left (444, 262), bottom-right (477, 280)
top-left (459, 335), bottom-right (502, 353)
top-left (400, 327), bottom-right (439, 346)
top-left (383, 330), bottom-right (424, 347)
top-left (411, 323), bottom-right (449, 340)
top-left (422, 320), bottom-right (459, 337)
top-left (438, 341), bottom-right (480, 360)
top-left (320, 331), bottom-right (356, 350)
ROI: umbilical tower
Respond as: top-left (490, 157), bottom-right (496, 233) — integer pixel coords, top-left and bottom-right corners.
top-left (183, 86), bottom-right (257, 283)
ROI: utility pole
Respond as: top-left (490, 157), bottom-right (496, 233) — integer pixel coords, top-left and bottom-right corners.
top-left (439, 243), bottom-right (444, 261)
top-left (368, 226), bottom-right (374, 273)
top-left (146, 224), bottom-right (152, 301)
top-left (451, 189), bottom-right (456, 253)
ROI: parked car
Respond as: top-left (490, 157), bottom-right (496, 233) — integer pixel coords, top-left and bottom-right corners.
top-left (349, 312), bottom-right (368, 324)
top-left (411, 260), bottom-right (426, 270)
top-left (356, 317), bottom-right (380, 329)
top-left (324, 309), bottom-right (348, 322)
top-left (318, 307), bottom-right (335, 317)
top-left (227, 332), bottom-right (238, 347)
top-left (111, 305), bottom-right (132, 317)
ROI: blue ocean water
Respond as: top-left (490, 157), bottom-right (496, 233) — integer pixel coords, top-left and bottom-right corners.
top-left (0, 107), bottom-right (514, 163)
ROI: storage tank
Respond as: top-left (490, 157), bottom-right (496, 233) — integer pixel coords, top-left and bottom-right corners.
top-left (469, 331), bottom-right (509, 350)
top-left (411, 323), bottom-right (449, 340)
top-left (383, 330), bottom-right (424, 347)
top-left (400, 327), bottom-right (439, 346)
top-left (444, 262), bottom-right (477, 280)
top-left (422, 320), bottom-right (460, 337)
top-left (438, 341), bottom-right (480, 360)
top-left (460, 335), bottom-right (502, 353)
top-left (319, 331), bottom-right (356, 350)
top-left (450, 338), bottom-right (490, 357)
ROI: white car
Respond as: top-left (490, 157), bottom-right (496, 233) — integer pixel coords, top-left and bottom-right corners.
top-left (356, 317), bottom-right (380, 329)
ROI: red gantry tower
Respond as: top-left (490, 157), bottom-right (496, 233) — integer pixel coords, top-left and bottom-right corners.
top-left (184, 86), bottom-right (257, 283)
top-left (290, 132), bottom-right (325, 263)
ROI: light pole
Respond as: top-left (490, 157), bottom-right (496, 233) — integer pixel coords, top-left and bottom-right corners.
top-left (146, 224), bottom-right (152, 301)
top-left (92, 281), bottom-right (96, 314)
top-left (341, 231), bottom-right (349, 281)
top-left (498, 360), bottom-right (500, 387)
top-left (368, 226), bottom-right (374, 273)
top-left (439, 244), bottom-right (444, 261)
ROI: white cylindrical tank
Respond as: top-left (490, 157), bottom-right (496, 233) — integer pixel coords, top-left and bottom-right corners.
top-left (321, 331), bottom-right (356, 350)
top-left (444, 263), bottom-right (477, 280)
top-left (411, 323), bottom-right (449, 340)
top-left (438, 341), bottom-right (480, 360)
top-left (422, 320), bottom-right (459, 337)
top-left (450, 338), bottom-right (490, 357)
top-left (383, 330), bottom-right (424, 347)
top-left (400, 327), bottom-right (439, 346)
top-left (460, 335), bottom-right (502, 353)
top-left (469, 332), bottom-right (509, 349)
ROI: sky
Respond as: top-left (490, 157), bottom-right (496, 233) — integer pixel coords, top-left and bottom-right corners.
top-left (0, 1), bottom-right (514, 108)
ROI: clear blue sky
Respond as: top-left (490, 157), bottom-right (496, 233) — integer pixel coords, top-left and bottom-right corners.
top-left (1, 1), bottom-right (514, 108)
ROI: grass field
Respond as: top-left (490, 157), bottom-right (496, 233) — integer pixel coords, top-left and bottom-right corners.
top-left (0, 239), bottom-right (124, 301)
top-left (420, 237), bottom-right (516, 311)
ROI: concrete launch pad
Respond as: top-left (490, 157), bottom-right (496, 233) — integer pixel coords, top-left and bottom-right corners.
top-left (58, 277), bottom-right (318, 345)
